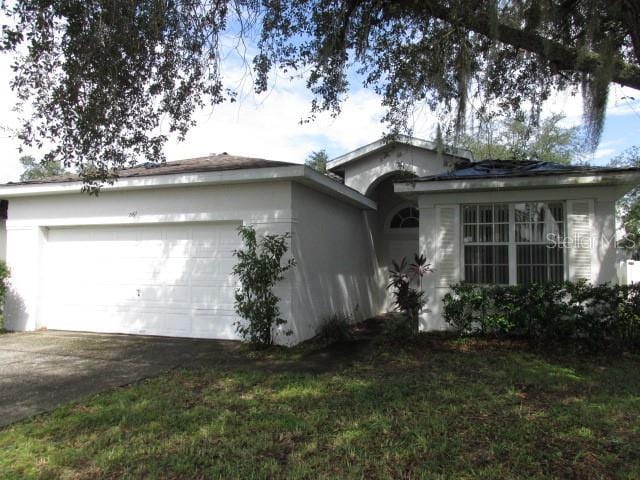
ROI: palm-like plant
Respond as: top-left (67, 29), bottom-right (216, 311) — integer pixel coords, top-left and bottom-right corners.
top-left (386, 255), bottom-right (431, 334)
top-left (408, 253), bottom-right (432, 293)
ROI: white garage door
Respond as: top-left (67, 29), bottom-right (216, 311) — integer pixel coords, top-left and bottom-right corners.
top-left (40, 222), bottom-right (241, 339)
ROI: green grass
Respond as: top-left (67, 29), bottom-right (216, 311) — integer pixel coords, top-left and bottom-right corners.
top-left (1, 335), bottom-right (639, 479)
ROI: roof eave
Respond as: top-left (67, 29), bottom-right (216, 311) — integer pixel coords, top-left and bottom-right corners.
top-left (394, 171), bottom-right (640, 195)
top-left (0, 164), bottom-right (376, 210)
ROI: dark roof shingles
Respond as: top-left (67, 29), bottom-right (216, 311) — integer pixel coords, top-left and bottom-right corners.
top-left (9, 154), bottom-right (296, 185)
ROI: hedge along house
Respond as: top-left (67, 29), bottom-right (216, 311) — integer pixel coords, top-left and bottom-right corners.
top-left (1, 136), bottom-right (639, 343)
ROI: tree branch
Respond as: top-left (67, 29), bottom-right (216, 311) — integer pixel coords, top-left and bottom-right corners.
top-left (423, 2), bottom-right (640, 90)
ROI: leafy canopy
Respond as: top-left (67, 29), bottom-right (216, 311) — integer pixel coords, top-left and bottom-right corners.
top-left (304, 150), bottom-right (328, 173)
top-left (19, 155), bottom-right (67, 181)
top-left (459, 113), bottom-right (587, 164)
top-left (609, 146), bottom-right (640, 258)
top-left (2, 0), bottom-right (639, 188)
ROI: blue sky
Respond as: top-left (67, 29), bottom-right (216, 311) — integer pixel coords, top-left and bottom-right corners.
top-left (0, 43), bottom-right (639, 182)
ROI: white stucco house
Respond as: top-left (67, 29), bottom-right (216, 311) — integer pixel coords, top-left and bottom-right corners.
top-left (1, 136), bottom-right (639, 344)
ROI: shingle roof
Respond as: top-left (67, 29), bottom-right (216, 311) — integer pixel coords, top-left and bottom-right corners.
top-left (411, 159), bottom-right (640, 182)
top-left (9, 154), bottom-right (297, 185)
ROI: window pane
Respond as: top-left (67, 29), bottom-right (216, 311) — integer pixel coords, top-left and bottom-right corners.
top-left (465, 245), bottom-right (477, 265)
top-left (531, 265), bottom-right (546, 283)
top-left (402, 217), bottom-right (419, 228)
top-left (532, 245), bottom-right (546, 264)
top-left (550, 265), bottom-right (564, 282)
top-left (479, 224), bottom-right (493, 243)
top-left (464, 245), bottom-right (508, 284)
top-left (548, 203), bottom-right (564, 222)
top-left (514, 203), bottom-right (530, 222)
top-left (517, 266), bottom-right (530, 284)
top-left (531, 223), bottom-right (545, 242)
top-left (548, 245), bottom-right (563, 264)
top-left (479, 205), bottom-right (493, 223)
top-left (463, 205), bottom-right (477, 224)
top-left (463, 203), bottom-right (566, 285)
top-left (495, 223), bottom-right (509, 242)
top-left (496, 265), bottom-right (509, 284)
top-left (463, 224), bottom-right (477, 243)
top-left (495, 245), bottom-right (509, 265)
top-left (495, 205), bottom-right (509, 223)
top-left (391, 206), bottom-right (419, 229)
top-left (516, 224), bottom-right (530, 242)
top-left (517, 245), bottom-right (529, 265)
top-left (517, 242), bottom-right (564, 285)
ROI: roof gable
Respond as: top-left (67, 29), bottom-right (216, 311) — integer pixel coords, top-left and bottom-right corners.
top-left (326, 135), bottom-right (472, 171)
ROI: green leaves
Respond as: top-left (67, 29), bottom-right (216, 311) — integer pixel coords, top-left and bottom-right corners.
top-left (3, 0), bottom-right (232, 190)
top-left (19, 154), bottom-right (67, 181)
top-left (3, 0), bottom-right (639, 188)
top-left (304, 149), bottom-right (328, 173)
top-left (443, 281), bottom-right (640, 352)
top-left (232, 225), bottom-right (295, 347)
top-left (458, 113), bottom-right (586, 163)
top-left (386, 255), bottom-right (432, 335)
top-left (610, 147), bottom-right (640, 258)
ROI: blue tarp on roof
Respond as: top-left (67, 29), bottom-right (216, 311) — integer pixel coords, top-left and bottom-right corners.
top-left (414, 159), bottom-right (638, 182)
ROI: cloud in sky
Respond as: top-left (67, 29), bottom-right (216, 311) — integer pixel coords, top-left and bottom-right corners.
top-left (0, 48), bottom-right (639, 181)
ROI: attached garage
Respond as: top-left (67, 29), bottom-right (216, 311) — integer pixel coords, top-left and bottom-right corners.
top-left (40, 222), bottom-right (240, 339)
top-left (1, 154), bottom-right (377, 345)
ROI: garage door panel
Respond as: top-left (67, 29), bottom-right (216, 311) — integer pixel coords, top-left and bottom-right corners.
top-left (191, 285), bottom-right (235, 306)
top-left (191, 311), bottom-right (237, 339)
top-left (40, 222), bottom-right (242, 339)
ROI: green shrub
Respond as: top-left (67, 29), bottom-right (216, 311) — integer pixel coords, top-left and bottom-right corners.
top-left (232, 226), bottom-right (295, 347)
top-left (443, 281), bottom-right (640, 351)
top-left (0, 261), bottom-right (9, 331)
top-left (317, 314), bottom-right (354, 344)
top-left (381, 312), bottom-right (417, 341)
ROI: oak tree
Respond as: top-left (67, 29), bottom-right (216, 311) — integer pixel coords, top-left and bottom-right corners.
top-left (2, 1), bottom-right (639, 188)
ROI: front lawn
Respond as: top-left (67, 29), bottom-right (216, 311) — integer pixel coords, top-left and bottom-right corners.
top-left (1, 335), bottom-right (639, 479)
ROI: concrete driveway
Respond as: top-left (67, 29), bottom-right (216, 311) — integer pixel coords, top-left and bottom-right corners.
top-left (0, 330), bottom-right (243, 427)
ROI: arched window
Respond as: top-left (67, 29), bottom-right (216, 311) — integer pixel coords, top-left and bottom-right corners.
top-left (390, 206), bottom-right (419, 229)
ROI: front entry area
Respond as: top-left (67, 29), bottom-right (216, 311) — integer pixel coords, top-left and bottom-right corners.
top-left (39, 222), bottom-right (241, 339)
top-left (365, 174), bottom-right (420, 310)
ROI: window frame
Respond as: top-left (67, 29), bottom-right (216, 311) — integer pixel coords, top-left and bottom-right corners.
top-left (386, 204), bottom-right (420, 234)
top-left (460, 202), bottom-right (567, 285)
top-left (461, 203), bottom-right (510, 284)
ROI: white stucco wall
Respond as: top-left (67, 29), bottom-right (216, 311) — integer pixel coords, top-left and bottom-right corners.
top-left (338, 145), bottom-right (459, 195)
top-left (415, 185), bottom-right (625, 331)
top-left (3, 182), bottom-right (299, 341)
top-left (290, 182), bottom-right (381, 342)
top-left (0, 219), bottom-right (6, 260)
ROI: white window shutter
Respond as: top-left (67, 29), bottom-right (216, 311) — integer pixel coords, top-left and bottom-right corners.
top-left (435, 205), bottom-right (460, 287)
top-left (567, 199), bottom-right (593, 282)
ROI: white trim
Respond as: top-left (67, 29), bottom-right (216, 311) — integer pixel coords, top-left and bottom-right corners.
top-left (327, 135), bottom-right (473, 170)
top-left (0, 165), bottom-right (377, 210)
top-left (385, 203), bottom-right (419, 234)
top-left (395, 171), bottom-right (640, 194)
top-left (459, 201), bottom-right (567, 285)
top-left (299, 166), bottom-right (377, 210)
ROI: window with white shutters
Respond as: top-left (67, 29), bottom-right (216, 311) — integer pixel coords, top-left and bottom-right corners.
top-left (461, 202), bottom-right (566, 285)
